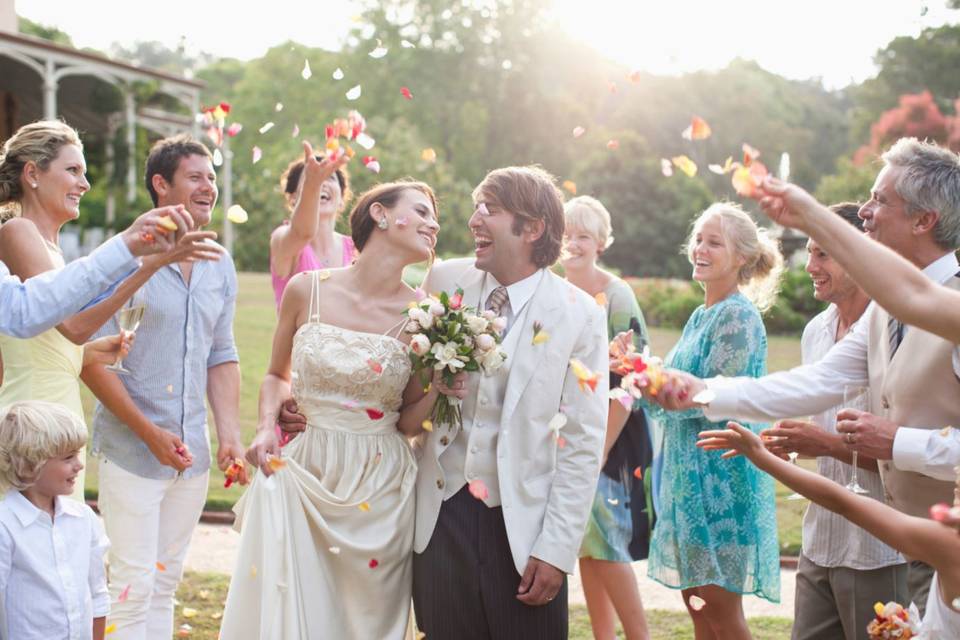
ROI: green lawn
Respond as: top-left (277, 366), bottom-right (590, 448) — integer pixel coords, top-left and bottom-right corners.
top-left (81, 272), bottom-right (807, 551)
top-left (175, 571), bottom-right (792, 639)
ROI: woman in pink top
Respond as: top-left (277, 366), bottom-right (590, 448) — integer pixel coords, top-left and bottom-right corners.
top-left (270, 143), bottom-right (354, 309)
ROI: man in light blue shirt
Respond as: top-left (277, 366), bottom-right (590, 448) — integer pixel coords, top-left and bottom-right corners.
top-left (0, 206), bottom-right (212, 338)
top-left (82, 135), bottom-right (244, 639)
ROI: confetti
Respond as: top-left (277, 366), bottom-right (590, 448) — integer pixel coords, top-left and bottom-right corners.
top-left (329, 546), bottom-right (341, 554)
top-left (708, 156), bottom-right (735, 175)
top-left (346, 85), bottom-right (362, 100)
top-left (401, 39), bottom-right (416, 48)
top-left (359, 502), bottom-right (371, 512)
top-left (367, 359), bottom-right (383, 374)
top-left (572, 126), bottom-right (585, 138)
top-left (681, 116), bottom-right (712, 141)
top-left (609, 387), bottom-right (633, 411)
top-left (688, 595), bottom-right (707, 611)
top-left (224, 458), bottom-right (244, 488)
top-left (106, 624), bottom-right (117, 634)
top-left (607, 498), bottom-right (619, 505)
top-left (422, 419), bottom-right (433, 432)
top-left (732, 161), bottom-right (768, 198)
top-left (258, 122), bottom-right (274, 134)
top-left (570, 359), bottom-right (600, 393)
top-left (267, 456), bottom-right (286, 472)
top-left (469, 479), bottom-right (489, 500)
top-left (366, 408), bottom-right (385, 420)
top-left (628, 70), bottom-right (642, 83)
top-left (400, 86), bottom-right (413, 100)
top-left (532, 321), bottom-right (550, 345)
top-left (225, 123), bottom-right (242, 137)
top-left (594, 292), bottom-right (607, 306)
top-left (156, 562), bottom-right (167, 572)
top-left (119, 584), bottom-right (131, 602)
top-left (778, 152), bottom-right (791, 182)
top-left (332, 67), bottom-right (344, 80)
top-left (157, 215), bottom-right (178, 232)
top-left (292, 124), bottom-right (299, 137)
top-left (362, 156), bottom-right (381, 173)
top-left (421, 148), bottom-right (437, 163)
top-left (355, 132), bottom-right (376, 150)
top-left (227, 205), bottom-right (249, 224)
top-left (369, 558), bottom-right (379, 569)
top-left (742, 143), bottom-right (761, 165)
top-left (633, 466), bottom-right (643, 479)
top-left (301, 59), bottom-right (312, 80)
top-left (661, 159), bottom-right (673, 177)
top-left (182, 607), bottom-right (198, 618)
top-left (671, 155), bottom-right (698, 177)
top-left (275, 102), bottom-right (283, 112)
top-left (369, 41), bottom-right (388, 58)
top-left (607, 139), bottom-right (620, 150)
top-left (548, 412), bottom-right (568, 435)
top-left (562, 180), bottom-right (577, 195)
top-left (212, 148), bottom-right (223, 167)
top-left (252, 146), bottom-right (262, 164)
top-left (177, 623), bottom-right (192, 636)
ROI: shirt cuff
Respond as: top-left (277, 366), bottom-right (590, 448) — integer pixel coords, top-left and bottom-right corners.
top-left (892, 427), bottom-right (932, 474)
top-left (702, 377), bottom-right (740, 422)
top-left (207, 348), bottom-right (240, 368)
top-left (96, 235), bottom-right (140, 281)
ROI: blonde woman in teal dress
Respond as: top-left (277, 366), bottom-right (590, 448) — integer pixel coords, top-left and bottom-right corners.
top-left (644, 203), bottom-right (783, 640)
top-left (563, 196), bottom-right (653, 640)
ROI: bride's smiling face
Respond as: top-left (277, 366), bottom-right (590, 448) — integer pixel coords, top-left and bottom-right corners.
top-left (378, 188), bottom-right (439, 261)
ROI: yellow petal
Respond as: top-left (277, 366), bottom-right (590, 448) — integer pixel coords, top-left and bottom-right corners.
top-left (359, 501), bottom-right (371, 512)
top-left (226, 204), bottom-right (248, 224)
top-left (422, 420), bottom-right (433, 432)
top-left (532, 331), bottom-right (550, 345)
top-left (182, 607), bottom-right (198, 618)
top-left (594, 292), bottom-right (607, 306)
top-left (106, 624), bottom-right (117, 634)
top-left (318, 270), bottom-right (331, 281)
top-left (157, 215), bottom-right (178, 232)
top-left (421, 148), bottom-right (437, 163)
top-left (671, 155), bottom-right (698, 177)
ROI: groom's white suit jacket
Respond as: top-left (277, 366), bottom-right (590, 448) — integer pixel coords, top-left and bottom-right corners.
top-left (414, 258), bottom-right (609, 575)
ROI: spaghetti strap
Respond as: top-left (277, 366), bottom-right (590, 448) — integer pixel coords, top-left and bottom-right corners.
top-left (384, 316), bottom-right (408, 340)
top-left (307, 270), bottom-right (325, 323)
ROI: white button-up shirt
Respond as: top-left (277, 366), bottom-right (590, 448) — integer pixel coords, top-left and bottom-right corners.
top-left (0, 235), bottom-right (138, 339)
top-left (798, 305), bottom-right (903, 569)
top-left (703, 252), bottom-right (960, 424)
top-left (0, 492), bottom-right (110, 640)
top-left (479, 269), bottom-right (544, 335)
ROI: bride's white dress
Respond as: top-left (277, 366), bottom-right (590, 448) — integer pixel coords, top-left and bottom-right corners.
top-left (220, 272), bottom-right (417, 639)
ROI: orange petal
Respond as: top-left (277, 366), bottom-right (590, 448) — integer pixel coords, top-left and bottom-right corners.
top-left (681, 116), bottom-right (712, 141)
top-left (367, 359), bottom-right (383, 375)
top-left (359, 501), bottom-right (371, 512)
top-left (421, 148), bottom-right (437, 162)
top-left (562, 180), bottom-right (577, 195)
top-left (156, 562), bottom-right (167, 572)
top-left (607, 139), bottom-right (620, 150)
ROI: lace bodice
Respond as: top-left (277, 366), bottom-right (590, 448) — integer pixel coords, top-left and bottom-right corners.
top-left (291, 322), bottom-right (411, 413)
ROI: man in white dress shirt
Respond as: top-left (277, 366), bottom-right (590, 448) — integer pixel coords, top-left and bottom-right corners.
top-left (0, 207), bottom-right (211, 338)
top-left (762, 203), bottom-right (906, 639)
top-left (411, 166), bottom-right (609, 639)
top-left (654, 137), bottom-right (960, 614)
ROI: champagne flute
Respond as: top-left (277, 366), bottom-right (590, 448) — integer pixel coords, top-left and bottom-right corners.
top-left (107, 289), bottom-right (147, 374)
top-left (785, 415), bottom-right (812, 501)
top-left (843, 385), bottom-right (871, 494)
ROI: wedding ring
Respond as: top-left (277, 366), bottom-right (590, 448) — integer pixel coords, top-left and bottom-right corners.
top-left (846, 433), bottom-right (855, 444)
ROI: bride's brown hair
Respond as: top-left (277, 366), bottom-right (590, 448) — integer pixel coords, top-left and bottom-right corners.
top-left (349, 180), bottom-right (438, 251)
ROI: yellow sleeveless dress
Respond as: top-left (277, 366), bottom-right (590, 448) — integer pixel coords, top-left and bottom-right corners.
top-left (0, 245), bottom-right (86, 501)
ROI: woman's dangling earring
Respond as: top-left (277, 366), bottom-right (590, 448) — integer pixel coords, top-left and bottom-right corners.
top-left (377, 217), bottom-right (388, 230)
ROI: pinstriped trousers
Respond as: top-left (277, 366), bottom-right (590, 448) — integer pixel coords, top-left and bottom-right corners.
top-left (413, 486), bottom-right (568, 639)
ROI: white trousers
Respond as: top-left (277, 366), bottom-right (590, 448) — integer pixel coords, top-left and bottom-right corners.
top-left (97, 458), bottom-right (208, 640)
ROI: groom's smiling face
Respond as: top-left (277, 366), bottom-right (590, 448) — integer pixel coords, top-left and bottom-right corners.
top-left (469, 198), bottom-right (535, 284)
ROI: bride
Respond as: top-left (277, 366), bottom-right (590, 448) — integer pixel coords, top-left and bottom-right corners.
top-left (220, 148), bottom-right (458, 639)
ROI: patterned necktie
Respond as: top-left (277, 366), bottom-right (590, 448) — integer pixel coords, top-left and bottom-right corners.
top-left (486, 286), bottom-right (509, 317)
top-left (888, 312), bottom-right (904, 361)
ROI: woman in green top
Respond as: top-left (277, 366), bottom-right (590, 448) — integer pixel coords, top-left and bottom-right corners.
top-left (562, 195), bottom-right (653, 640)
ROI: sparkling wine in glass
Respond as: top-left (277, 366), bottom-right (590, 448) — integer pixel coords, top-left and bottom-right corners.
top-left (786, 451), bottom-right (806, 501)
top-left (843, 385), bottom-right (871, 494)
top-left (106, 291), bottom-right (146, 374)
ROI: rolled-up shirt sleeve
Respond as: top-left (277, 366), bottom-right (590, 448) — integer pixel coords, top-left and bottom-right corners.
top-left (892, 426), bottom-right (960, 482)
top-left (703, 307), bottom-right (873, 423)
top-left (0, 235), bottom-right (138, 338)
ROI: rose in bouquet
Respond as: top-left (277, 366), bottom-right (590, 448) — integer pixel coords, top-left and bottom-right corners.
top-left (406, 288), bottom-right (508, 429)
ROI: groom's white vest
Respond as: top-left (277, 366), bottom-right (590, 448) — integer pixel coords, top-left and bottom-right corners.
top-left (413, 258), bottom-right (609, 575)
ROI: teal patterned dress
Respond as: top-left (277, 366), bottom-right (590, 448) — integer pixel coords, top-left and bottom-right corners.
top-left (579, 277), bottom-right (656, 562)
top-left (646, 292), bottom-right (780, 602)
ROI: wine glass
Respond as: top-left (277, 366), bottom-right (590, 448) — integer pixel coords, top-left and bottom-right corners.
top-left (107, 288), bottom-right (147, 374)
top-left (843, 385), bottom-right (871, 494)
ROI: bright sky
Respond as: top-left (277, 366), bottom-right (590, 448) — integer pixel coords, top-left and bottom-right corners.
top-left (15, 0), bottom-right (958, 88)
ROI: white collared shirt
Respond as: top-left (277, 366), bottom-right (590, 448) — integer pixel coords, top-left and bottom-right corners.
top-left (0, 492), bottom-right (110, 640)
top-left (799, 305), bottom-right (903, 569)
top-left (703, 252), bottom-right (960, 424)
top-left (480, 269), bottom-right (545, 335)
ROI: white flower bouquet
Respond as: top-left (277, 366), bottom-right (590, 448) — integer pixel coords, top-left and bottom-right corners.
top-left (406, 288), bottom-right (508, 429)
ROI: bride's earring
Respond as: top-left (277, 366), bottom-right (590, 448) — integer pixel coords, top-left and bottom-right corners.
top-left (377, 217), bottom-right (389, 230)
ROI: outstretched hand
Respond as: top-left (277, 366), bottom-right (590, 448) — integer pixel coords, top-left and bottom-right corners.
top-left (757, 176), bottom-right (827, 233)
top-left (142, 230), bottom-right (222, 269)
top-left (697, 421), bottom-right (766, 461)
top-left (295, 141), bottom-right (350, 202)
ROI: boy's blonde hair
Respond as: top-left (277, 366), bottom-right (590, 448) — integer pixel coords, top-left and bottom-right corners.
top-left (0, 401), bottom-right (87, 493)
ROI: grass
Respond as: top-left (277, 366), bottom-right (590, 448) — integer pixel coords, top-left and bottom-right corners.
top-left (81, 272), bottom-right (807, 552)
top-left (175, 571), bottom-right (792, 639)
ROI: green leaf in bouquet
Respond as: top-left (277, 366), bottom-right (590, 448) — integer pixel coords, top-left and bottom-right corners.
top-left (439, 291), bottom-right (450, 306)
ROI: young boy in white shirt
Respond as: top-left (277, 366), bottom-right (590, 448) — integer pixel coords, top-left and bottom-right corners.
top-left (0, 401), bottom-right (110, 640)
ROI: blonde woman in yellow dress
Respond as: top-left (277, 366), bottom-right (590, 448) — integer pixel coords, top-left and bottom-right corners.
top-left (0, 120), bottom-right (219, 500)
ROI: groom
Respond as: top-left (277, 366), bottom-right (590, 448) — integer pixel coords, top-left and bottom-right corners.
top-left (412, 166), bottom-right (608, 638)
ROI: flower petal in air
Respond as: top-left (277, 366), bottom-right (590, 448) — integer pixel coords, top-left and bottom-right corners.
top-left (421, 148), bottom-right (437, 163)
top-left (227, 205), bottom-right (248, 224)
top-left (400, 86), bottom-right (413, 100)
top-left (661, 159), bottom-right (674, 177)
top-left (332, 67), bottom-right (344, 80)
top-left (226, 123), bottom-right (242, 137)
top-left (671, 155), bottom-right (698, 177)
top-left (572, 126), bottom-right (585, 138)
top-left (562, 180), bottom-right (577, 195)
top-left (607, 139), bottom-right (620, 150)
top-left (251, 146), bottom-right (262, 164)
top-left (468, 479), bottom-right (489, 500)
top-left (301, 59), bottom-right (312, 80)
top-left (681, 116), bottom-right (712, 141)
top-left (346, 85), bottom-right (362, 100)
top-left (258, 122), bottom-right (274, 134)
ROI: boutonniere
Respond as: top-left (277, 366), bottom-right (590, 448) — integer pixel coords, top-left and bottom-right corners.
top-left (531, 321), bottom-right (550, 345)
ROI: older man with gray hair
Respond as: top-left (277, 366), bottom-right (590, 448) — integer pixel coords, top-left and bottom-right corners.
top-left (653, 137), bottom-right (960, 617)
